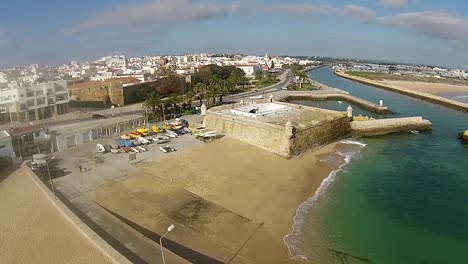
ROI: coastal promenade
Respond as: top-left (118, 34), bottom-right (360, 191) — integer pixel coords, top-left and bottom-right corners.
top-left (335, 71), bottom-right (468, 113)
top-left (0, 166), bottom-right (112, 264)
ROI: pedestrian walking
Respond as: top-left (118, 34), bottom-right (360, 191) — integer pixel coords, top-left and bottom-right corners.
top-left (79, 165), bottom-right (82, 173)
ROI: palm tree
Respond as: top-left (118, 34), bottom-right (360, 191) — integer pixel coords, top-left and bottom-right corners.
top-left (194, 82), bottom-right (207, 106)
top-left (297, 72), bottom-right (308, 89)
top-left (143, 90), bottom-right (161, 119)
top-left (169, 95), bottom-right (181, 118)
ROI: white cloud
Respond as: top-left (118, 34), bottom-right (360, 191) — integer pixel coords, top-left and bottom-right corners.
top-left (341, 5), bottom-right (376, 23)
top-left (261, 3), bottom-right (339, 16)
top-left (66, 0), bottom-right (247, 33)
top-left (379, 11), bottom-right (468, 43)
top-left (378, 0), bottom-right (408, 9)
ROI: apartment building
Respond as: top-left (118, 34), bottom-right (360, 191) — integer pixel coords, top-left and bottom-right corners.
top-left (0, 80), bottom-right (69, 124)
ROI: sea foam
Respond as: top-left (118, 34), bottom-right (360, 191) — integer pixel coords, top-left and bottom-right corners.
top-left (283, 139), bottom-right (366, 262)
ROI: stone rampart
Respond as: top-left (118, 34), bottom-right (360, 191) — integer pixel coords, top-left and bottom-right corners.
top-left (351, 116), bottom-right (432, 137)
top-left (204, 103), bottom-right (351, 158)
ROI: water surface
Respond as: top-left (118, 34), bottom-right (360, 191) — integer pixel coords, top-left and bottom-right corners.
top-left (287, 67), bottom-right (468, 264)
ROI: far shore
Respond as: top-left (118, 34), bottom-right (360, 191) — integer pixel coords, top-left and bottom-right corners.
top-left (335, 71), bottom-right (468, 113)
top-left (379, 80), bottom-right (468, 97)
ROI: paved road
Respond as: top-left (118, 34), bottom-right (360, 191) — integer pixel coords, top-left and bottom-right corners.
top-left (227, 70), bottom-right (291, 101)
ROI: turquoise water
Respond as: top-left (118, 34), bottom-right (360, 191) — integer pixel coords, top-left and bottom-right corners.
top-left (289, 67), bottom-right (468, 264)
top-left (440, 92), bottom-right (468, 104)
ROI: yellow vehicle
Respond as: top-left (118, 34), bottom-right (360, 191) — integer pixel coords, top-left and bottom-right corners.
top-left (152, 125), bottom-right (165, 134)
top-left (458, 130), bottom-right (468, 142)
top-left (137, 128), bottom-right (149, 136)
top-left (129, 131), bottom-right (140, 139)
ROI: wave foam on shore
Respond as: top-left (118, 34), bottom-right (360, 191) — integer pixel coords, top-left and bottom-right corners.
top-left (283, 139), bottom-right (366, 262)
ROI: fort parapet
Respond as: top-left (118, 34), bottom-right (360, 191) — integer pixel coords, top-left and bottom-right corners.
top-left (204, 102), bottom-right (351, 158)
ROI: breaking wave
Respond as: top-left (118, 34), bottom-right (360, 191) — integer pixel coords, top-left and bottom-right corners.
top-left (283, 139), bottom-right (366, 262)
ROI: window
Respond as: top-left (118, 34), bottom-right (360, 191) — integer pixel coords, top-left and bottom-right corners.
top-left (36, 97), bottom-right (45, 105)
top-left (27, 99), bottom-right (35, 107)
top-left (26, 92), bottom-right (34, 97)
top-left (56, 94), bottom-right (68, 101)
top-left (36, 90), bottom-right (44, 96)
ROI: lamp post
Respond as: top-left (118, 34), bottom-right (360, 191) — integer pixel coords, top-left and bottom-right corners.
top-left (46, 156), bottom-right (57, 200)
top-left (160, 224), bottom-right (175, 264)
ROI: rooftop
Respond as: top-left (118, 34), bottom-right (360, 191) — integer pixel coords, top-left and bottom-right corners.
top-left (51, 114), bottom-right (144, 135)
top-left (218, 102), bottom-right (345, 128)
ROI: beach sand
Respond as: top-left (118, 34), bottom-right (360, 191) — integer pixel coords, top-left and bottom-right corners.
top-left (94, 137), bottom-right (340, 263)
top-left (0, 167), bottom-right (111, 264)
top-left (378, 80), bottom-right (468, 96)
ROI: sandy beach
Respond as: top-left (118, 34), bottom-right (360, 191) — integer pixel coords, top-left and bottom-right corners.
top-left (378, 80), bottom-right (468, 96)
top-left (0, 166), bottom-right (111, 264)
top-left (93, 137), bottom-right (341, 263)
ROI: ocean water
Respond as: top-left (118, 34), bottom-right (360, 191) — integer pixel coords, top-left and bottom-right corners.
top-left (440, 92), bottom-right (468, 104)
top-left (285, 67), bottom-right (468, 264)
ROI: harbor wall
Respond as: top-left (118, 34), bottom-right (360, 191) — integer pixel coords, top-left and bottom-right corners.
top-left (335, 71), bottom-right (468, 113)
top-left (279, 93), bottom-right (392, 114)
top-left (351, 117), bottom-right (432, 137)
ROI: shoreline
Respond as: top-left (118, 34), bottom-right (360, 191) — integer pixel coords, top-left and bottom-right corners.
top-left (92, 137), bottom-right (347, 263)
top-left (283, 139), bottom-right (367, 262)
top-left (334, 71), bottom-right (468, 113)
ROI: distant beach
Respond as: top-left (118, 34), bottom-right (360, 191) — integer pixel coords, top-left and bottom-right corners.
top-left (378, 80), bottom-right (468, 97)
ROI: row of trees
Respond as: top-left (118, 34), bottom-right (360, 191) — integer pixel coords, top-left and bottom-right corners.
top-left (141, 64), bottom-right (249, 120)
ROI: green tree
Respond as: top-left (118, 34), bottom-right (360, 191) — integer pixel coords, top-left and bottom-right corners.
top-left (194, 82), bottom-right (207, 106)
top-left (255, 71), bottom-right (264, 80)
top-left (143, 90), bottom-right (162, 118)
top-left (169, 95), bottom-right (181, 118)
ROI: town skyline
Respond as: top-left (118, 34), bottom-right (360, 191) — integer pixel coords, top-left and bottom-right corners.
top-left (1, 0), bottom-right (468, 69)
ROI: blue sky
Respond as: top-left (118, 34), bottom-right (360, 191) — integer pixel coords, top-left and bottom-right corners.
top-left (1, 0), bottom-right (468, 69)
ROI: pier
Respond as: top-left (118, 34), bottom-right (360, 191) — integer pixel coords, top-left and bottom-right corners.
top-left (351, 117), bottom-right (432, 137)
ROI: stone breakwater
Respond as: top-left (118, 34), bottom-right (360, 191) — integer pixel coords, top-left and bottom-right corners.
top-left (351, 117), bottom-right (432, 137)
top-left (335, 71), bottom-right (468, 113)
top-left (279, 93), bottom-right (392, 114)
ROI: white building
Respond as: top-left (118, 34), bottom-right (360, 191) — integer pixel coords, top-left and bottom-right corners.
top-left (0, 130), bottom-right (16, 165)
top-left (0, 80), bottom-right (69, 123)
top-left (235, 64), bottom-right (261, 78)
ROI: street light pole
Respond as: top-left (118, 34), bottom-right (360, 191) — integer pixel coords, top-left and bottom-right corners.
top-left (160, 224), bottom-right (175, 264)
top-left (46, 160), bottom-right (57, 200)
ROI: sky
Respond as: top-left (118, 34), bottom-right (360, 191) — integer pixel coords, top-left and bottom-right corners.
top-left (1, 0), bottom-right (468, 69)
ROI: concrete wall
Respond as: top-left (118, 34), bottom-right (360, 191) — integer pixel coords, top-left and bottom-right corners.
top-left (291, 116), bottom-right (350, 156)
top-left (279, 94), bottom-right (392, 114)
top-left (52, 117), bottom-right (145, 152)
top-left (204, 111), bottom-right (289, 156)
top-left (351, 116), bottom-right (432, 137)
